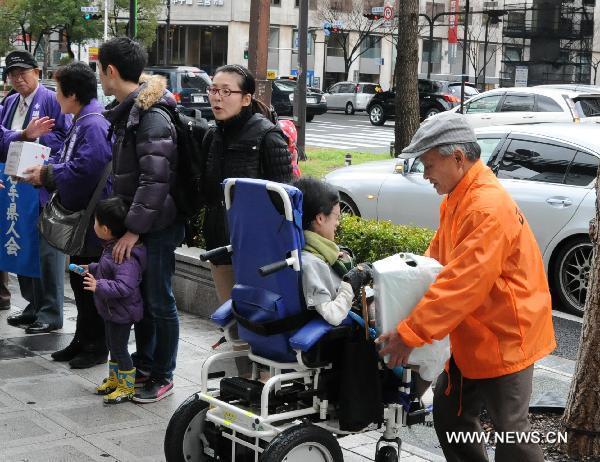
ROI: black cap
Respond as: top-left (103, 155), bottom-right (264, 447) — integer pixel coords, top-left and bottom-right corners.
top-left (5, 50), bottom-right (38, 73)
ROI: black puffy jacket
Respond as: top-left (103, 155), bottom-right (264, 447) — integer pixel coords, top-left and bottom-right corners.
top-left (103, 75), bottom-right (178, 235)
top-left (202, 107), bottom-right (292, 261)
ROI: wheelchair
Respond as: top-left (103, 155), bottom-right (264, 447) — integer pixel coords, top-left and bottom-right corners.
top-left (164, 179), bottom-right (430, 462)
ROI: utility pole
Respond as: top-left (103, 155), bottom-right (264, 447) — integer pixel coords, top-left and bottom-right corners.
top-left (164, 0), bottom-right (171, 65)
top-left (104, 0), bottom-right (109, 41)
top-left (248, 0), bottom-right (272, 106)
top-left (129, 0), bottom-right (138, 39)
top-left (295, 0), bottom-right (308, 160)
top-left (459, 0), bottom-right (470, 113)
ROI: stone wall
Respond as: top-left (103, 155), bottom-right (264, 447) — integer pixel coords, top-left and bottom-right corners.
top-left (173, 246), bottom-right (220, 319)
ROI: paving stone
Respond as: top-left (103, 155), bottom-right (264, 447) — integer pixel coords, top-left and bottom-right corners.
top-left (0, 409), bottom-right (72, 449)
top-left (0, 437), bottom-right (118, 462)
top-left (0, 357), bottom-right (60, 381)
top-left (43, 399), bottom-right (162, 436)
top-left (1, 374), bottom-right (96, 408)
top-left (85, 423), bottom-right (168, 462)
top-left (140, 385), bottom-right (201, 420)
top-left (8, 333), bottom-right (75, 354)
top-left (0, 339), bottom-right (35, 360)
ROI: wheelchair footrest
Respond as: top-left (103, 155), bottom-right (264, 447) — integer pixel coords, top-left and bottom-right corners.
top-left (406, 401), bottom-right (430, 427)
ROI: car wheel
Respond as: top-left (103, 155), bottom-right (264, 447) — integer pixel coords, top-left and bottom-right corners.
top-left (424, 107), bottom-right (441, 119)
top-left (306, 114), bottom-right (315, 122)
top-left (369, 104), bottom-right (386, 126)
top-left (345, 102), bottom-right (355, 115)
top-left (339, 193), bottom-right (360, 216)
top-left (551, 236), bottom-right (593, 316)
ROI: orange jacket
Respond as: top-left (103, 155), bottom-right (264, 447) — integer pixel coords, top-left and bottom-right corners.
top-left (397, 160), bottom-right (556, 379)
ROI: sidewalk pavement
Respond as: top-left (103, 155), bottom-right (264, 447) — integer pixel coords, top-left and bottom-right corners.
top-left (0, 274), bottom-right (435, 462)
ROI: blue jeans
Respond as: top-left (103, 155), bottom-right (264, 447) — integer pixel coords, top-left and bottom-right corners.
top-left (133, 221), bottom-right (185, 380)
top-left (20, 233), bottom-right (65, 327)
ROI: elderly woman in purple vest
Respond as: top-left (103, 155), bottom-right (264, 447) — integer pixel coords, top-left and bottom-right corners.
top-left (21, 62), bottom-right (113, 369)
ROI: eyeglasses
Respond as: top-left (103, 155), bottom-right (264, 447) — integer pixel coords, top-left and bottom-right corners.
top-left (8, 68), bottom-right (35, 82)
top-left (207, 86), bottom-right (245, 98)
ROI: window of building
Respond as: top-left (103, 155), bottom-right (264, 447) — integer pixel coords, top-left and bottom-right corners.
top-left (271, 0), bottom-right (280, 5)
top-left (292, 29), bottom-right (314, 55)
top-left (360, 35), bottom-right (382, 59)
top-left (425, 1), bottom-right (445, 18)
top-left (500, 94), bottom-right (535, 112)
top-left (327, 32), bottom-right (348, 58)
top-left (295, 0), bottom-right (317, 7)
top-left (268, 27), bottom-right (280, 70)
top-left (421, 39), bottom-right (442, 74)
top-left (465, 94), bottom-right (502, 113)
top-left (497, 140), bottom-right (576, 184)
top-left (565, 152), bottom-right (600, 186)
top-left (504, 46), bottom-right (522, 62)
top-left (458, 7), bottom-right (473, 26)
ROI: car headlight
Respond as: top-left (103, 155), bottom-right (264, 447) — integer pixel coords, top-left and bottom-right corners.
top-left (289, 94), bottom-right (294, 102)
top-left (321, 95), bottom-right (327, 103)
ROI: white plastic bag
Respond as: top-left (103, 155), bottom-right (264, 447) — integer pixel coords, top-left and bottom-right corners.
top-left (373, 253), bottom-right (450, 381)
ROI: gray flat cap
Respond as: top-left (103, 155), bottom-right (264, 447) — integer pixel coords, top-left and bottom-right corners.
top-left (399, 111), bottom-right (477, 159)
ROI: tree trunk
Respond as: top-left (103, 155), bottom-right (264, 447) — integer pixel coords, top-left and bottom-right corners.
top-left (562, 170), bottom-right (600, 458)
top-left (394, 0), bottom-right (420, 154)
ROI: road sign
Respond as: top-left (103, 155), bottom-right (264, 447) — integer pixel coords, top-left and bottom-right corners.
top-left (81, 6), bottom-right (99, 12)
top-left (267, 70), bottom-right (277, 80)
top-left (515, 66), bottom-right (528, 87)
top-left (372, 6), bottom-right (384, 14)
top-left (383, 5), bottom-right (393, 20)
top-left (88, 47), bottom-right (99, 61)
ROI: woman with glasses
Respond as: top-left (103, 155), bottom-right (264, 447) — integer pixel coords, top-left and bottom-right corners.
top-left (201, 64), bottom-right (292, 305)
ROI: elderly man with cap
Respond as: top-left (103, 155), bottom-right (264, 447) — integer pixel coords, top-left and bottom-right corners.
top-left (377, 111), bottom-right (556, 462)
top-left (0, 50), bottom-right (71, 334)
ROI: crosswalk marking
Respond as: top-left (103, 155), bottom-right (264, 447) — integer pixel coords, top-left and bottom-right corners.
top-left (306, 120), bottom-right (395, 150)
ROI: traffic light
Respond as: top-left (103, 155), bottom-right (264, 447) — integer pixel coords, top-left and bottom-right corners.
top-left (83, 13), bottom-right (102, 20)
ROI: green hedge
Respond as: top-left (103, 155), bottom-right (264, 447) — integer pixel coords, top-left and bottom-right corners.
top-left (336, 215), bottom-right (435, 263)
top-left (188, 211), bottom-right (434, 263)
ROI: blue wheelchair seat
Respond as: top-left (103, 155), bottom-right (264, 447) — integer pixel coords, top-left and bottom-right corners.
top-left (210, 178), bottom-right (343, 363)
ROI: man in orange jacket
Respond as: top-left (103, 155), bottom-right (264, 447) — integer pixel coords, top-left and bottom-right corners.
top-left (377, 111), bottom-right (556, 461)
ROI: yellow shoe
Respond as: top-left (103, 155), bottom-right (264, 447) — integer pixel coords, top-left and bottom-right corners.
top-left (104, 368), bottom-right (136, 404)
top-left (96, 361), bottom-right (118, 395)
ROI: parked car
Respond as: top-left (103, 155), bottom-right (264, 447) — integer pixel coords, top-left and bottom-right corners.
top-left (144, 66), bottom-right (212, 118)
top-left (271, 78), bottom-right (327, 122)
top-left (325, 123), bottom-right (600, 316)
top-left (438, 87), bottom-right (600, 128)
top-left (324, 81), bottom-right (381, 115)
top-left (367, 79), bottom-right (479, 126)
top-left (42, 79), bottom-right (115, 108)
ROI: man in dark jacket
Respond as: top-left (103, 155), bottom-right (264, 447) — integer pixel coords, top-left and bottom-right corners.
top-left (1, 50), bottom-right (71, 334)
top-left (99, 37), bottom-right (184, 403)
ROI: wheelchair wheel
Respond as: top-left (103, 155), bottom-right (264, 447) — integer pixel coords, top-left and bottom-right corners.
top-left (261, 423), bottom-right (343, 462)
top-left (375, 445), bottom-right (398, 462)
top-left (164, 393), bottom-right (212, 462)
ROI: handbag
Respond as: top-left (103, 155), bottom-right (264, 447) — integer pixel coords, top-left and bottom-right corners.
top-left (38, 161), bottom-right (112, 256)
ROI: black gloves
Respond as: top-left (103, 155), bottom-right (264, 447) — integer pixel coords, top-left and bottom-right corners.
top-left (343, 263), bottom-right (374, 298)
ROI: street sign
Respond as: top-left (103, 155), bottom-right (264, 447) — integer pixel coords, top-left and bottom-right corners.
top-left (267, 70), bottom-right (277, 80)
top-left (383, 5), bottom-right (393, 20)
top-left (372, 6), bottom-right (384, 13)
top-left (88, 47), bottom-right (99, 62)
top-left (81, 6), bottom-right (99, 12)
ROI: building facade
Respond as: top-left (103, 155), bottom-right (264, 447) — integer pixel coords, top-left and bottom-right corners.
top-left (147, 0), bottom-right (599, 90)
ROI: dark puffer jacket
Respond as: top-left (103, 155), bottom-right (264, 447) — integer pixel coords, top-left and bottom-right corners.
top-left (103, 75), bottom-right (178, 235)
top-left (202, 107), bottom-right (292, 263)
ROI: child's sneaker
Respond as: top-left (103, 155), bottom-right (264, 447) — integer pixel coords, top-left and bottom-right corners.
top-left (134, 369), bottom-right (150, 389)
top-left (96, 361), bottom-right (118, 395)
top-left (132, 377), bottom-right (173, 403)
top-left (104, 368), bottom-right (136, 404)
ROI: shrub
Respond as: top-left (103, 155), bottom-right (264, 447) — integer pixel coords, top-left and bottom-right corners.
top-left (336, 215), bottom-right (435, 263)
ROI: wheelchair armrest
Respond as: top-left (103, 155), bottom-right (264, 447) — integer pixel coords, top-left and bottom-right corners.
top-left (210, 300), bottom-right (234, 327)
top-left (289, 316), bottom-right (352, 352)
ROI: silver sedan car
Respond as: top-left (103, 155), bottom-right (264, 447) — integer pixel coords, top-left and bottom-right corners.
top-left (325, 123), bottom-right (599, 316)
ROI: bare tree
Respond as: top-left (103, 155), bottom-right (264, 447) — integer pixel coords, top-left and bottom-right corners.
top-left (463, 23), bottom-right (500, 87)
top-left (317, 0), bottom-right (384, 78)
top-left (394, 0), bottom-right (420, 153)
top-left (562, 174), bottom-right (600, 458)
top-left (591, 55), bottom-right (600, 85)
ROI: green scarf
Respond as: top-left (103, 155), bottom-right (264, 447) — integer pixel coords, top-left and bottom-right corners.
top-left (304, 230), bottom-right (354, 278)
